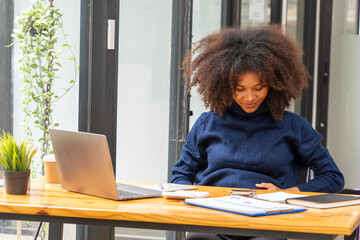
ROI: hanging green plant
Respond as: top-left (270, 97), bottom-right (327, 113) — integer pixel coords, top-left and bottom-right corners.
top-left (8, 0), bottom-right (77, 175)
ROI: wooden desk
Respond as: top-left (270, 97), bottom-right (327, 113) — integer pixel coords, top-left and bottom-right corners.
top-left (0, 178), bottom-right (359, 240)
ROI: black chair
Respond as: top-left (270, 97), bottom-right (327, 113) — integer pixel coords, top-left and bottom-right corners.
top-left (296, 165), bottom-right (311, 185)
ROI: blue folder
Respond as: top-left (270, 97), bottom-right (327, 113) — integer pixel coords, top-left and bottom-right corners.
top-left (184, 196), bottom-right (307, 217)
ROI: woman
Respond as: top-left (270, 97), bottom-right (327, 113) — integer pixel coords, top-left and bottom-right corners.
top-left (170, 25), bottom-right (344, 240)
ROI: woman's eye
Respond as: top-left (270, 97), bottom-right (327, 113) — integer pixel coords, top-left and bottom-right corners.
top-left (255, 86), bottom-right (264, 91)
top-left (236, 88), bottom-right (244, 92)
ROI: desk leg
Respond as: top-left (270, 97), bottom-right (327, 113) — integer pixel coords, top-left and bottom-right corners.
top-left (87, 226), bottom-right (114, 240)
top-left (49, 222), bottom-right (63, 240)
top-left (345, 226), bottom-right (359, 240)
top-left (76, 225), bottom-right (114, 240)
top-left (166, 231), bottom-right (186, 240)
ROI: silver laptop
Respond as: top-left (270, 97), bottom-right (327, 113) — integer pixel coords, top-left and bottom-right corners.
top-left (49, 129), bottom-right (162, 200)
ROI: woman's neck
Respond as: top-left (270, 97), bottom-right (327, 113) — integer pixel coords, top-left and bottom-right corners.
top-left (229, 101), bottom-right (270, 118)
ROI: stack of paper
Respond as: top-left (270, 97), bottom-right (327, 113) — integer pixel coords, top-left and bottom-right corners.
top-left (253, 191), bottom-right (306, 202)
top-left (141, 183), bottom-right (197, 192)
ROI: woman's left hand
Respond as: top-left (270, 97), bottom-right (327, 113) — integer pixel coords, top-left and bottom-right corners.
top-left (255, 183), bottom-right (300, 191)
top-left (255, 182), bottom-right (281, 190)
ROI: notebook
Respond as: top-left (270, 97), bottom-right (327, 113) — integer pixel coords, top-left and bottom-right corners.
top-left (254, 191), bottom-right (307, 202)
top-left (49, 129), bottom-right (162, 201)
top-left (185, 196), bottom-right (306, 217)
top-left (285, 194), bottom-right (360, 209)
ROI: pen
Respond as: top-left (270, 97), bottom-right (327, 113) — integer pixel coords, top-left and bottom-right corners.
top-left (264, 207), bottom-right (294, 213)
top-left (158, 183), bottom-right (165, 191)
top-left (229, 189), bottom-right (256, 197)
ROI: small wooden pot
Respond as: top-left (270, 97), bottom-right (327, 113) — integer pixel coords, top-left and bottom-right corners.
top-left (4, 170), bottom-right (30, 195)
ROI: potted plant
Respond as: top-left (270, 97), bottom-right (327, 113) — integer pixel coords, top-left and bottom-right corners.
top-left (0, 131), bottom-right (37, 195)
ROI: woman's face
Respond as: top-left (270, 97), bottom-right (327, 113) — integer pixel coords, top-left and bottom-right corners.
top-left (232, 72), bottom-right (269, 113)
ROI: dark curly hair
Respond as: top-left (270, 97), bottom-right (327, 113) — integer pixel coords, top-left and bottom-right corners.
top-left (183, 25), bottom-right (310, 120)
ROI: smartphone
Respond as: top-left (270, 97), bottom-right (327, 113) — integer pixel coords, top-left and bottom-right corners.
top-left (229, 189), bottom-right (256, 197)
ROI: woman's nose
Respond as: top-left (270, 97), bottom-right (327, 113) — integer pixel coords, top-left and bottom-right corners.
top-left (244, 91), bottom-right (256, 101)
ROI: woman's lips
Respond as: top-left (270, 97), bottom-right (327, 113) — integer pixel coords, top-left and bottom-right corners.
top-left (244, 102), bottom-right (257, 108)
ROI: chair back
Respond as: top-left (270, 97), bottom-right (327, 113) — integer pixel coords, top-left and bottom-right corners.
top-left (297, 165), bottom-right (311, 185)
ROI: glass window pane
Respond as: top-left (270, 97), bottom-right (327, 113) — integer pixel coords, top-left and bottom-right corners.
top-left (116, 1), bottom-right (171, 238)
top-left (7, 0), bottom-right (80, 238)
top-left (346, 0), bottom-right (358, 34)
top-left (190, 0), bottom-right (222, 128)
top-left (327, 1), bottom-right (360, 189)
top-left (13, 0), bottom-right (80, 154)
top-left (241, 0), bottom-right (271, 28)
top-left (116, 0), bottom-right (171, 184)
top-left (286, 0), bottom-right (304, 115)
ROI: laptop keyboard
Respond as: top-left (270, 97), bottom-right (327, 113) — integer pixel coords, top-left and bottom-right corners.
top-left (117, 190), bottom-right (144, 197)
top-left (116, 183), bottom-right (145, 197)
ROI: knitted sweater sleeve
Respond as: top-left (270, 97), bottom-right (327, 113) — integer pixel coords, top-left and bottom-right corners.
top-left (295, 117), bottom-right (345, 193)
top-left (170, 113), bottom-right (208, 185)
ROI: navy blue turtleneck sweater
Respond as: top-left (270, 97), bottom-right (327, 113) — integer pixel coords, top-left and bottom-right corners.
top-left (170, 102), bottom-right (344, 193)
